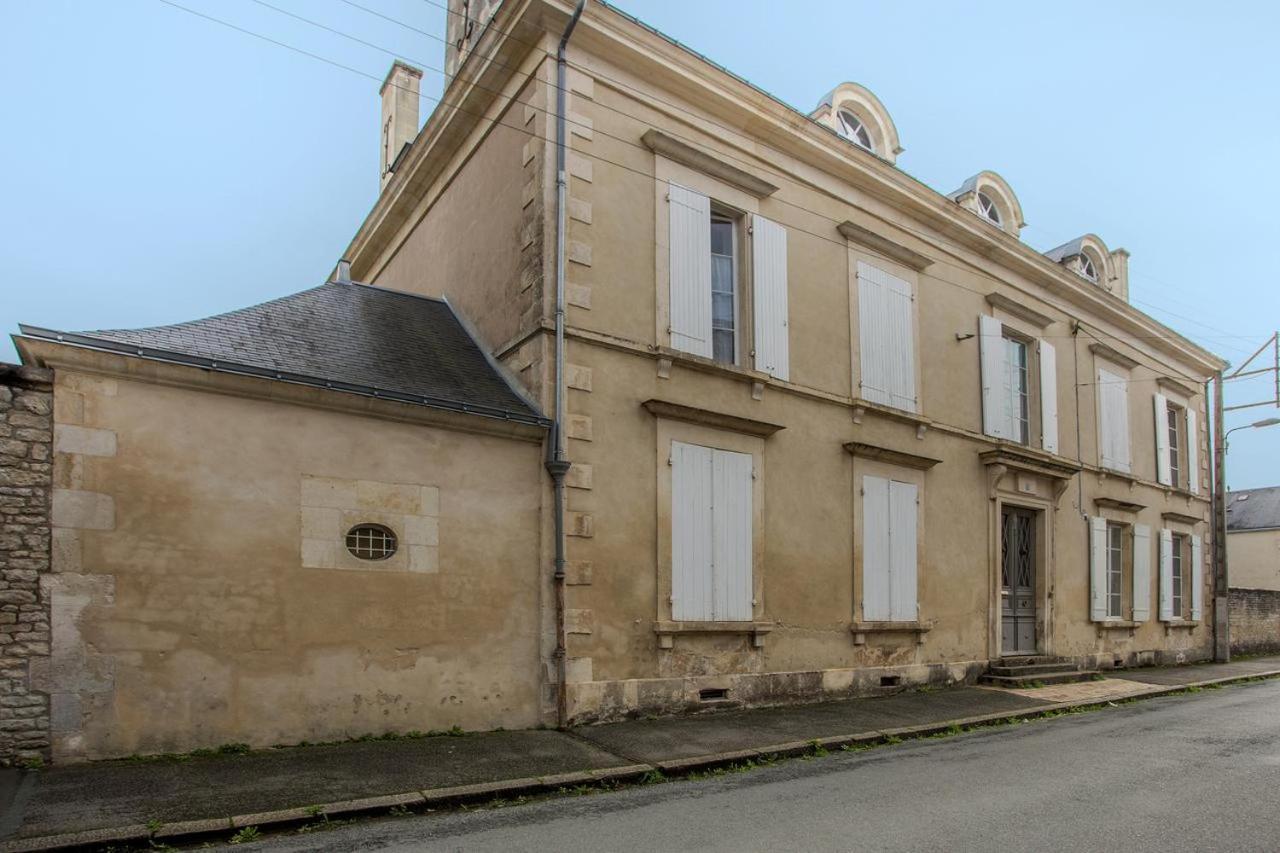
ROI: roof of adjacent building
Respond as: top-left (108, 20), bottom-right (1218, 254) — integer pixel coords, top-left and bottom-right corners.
top-left (18, 281), bottom-right (547, 428)
top-left (1227, 486), bottom-right (1280, 532)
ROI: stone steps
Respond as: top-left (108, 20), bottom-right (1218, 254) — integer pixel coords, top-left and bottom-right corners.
top-left (980, 655), bottom-right (1102, 688)
top-left (979, 670), bottom-right (1102, 688)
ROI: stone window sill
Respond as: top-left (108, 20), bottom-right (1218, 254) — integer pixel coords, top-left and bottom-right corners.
top-left (1161, 619), bottom-right (1201, 630)
top-left (1095, 619), bottom-right (1140, 633)
top-left (849, 620), bottom-right (934, 645)
top-left (654, 620), bottom-right (774, 649)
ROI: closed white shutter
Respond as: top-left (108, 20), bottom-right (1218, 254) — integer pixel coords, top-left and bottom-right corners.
top-left (671, 441), bottom-right (713, 621)
top-left (1098, 368), bottom-right (1132, 473)
top-left (1154, 392), bottom-right (1171, 485)
top-left (1089, 516), bottom-right (1108, 622)
top-left (712, 448), bottom-right (754, 621)
top-left (668, 183), bottom-right (712, 358)
top-left (1158, 528), bottom-right (1174, 622)
top-left (751, 215), bottom-right (789, 381)
top-left (1191, 534), bottom-right (1203, 621)
top-left (1186, 408), bottom-right (1199, 494)
top-left (1132, 524), bottom-right (1152, 622)
top-left (862, 475), bottom-right (892, 621)
top-left (979, 315), bottom-right (1008, 439)
top-left (858, 262), bottom-right (917, 412)
top-left (888, 480), bottom-right (919, 622)
top-left (1039, 340), bottom-right (1058, 454)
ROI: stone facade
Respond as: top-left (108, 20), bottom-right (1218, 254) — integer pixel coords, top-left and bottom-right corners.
top-left (1229, 588), bottom-right (1280, 656)
top-left (0, 363), bottom-right (54, 765)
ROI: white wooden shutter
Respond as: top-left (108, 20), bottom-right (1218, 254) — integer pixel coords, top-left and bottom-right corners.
top-left (1039, 339), bottom-right (1058, 454)
top-left (671, 441), bottom-right (713, 621)
top-left (1089, 516), bottom-right (1108, 622)
top-left (1158, 528), bottom-right (1174, 622)
top-left (979, 315), bottom-right (1008, 439)
top-left (751, 215), bottom-right (789, 381)
top-left (862, 475), bottom-right (891, 621)
top-left (668, 183), bottom-right (712, 358)
top-left (1191, 534), bottom-right (1203, 621)
top-left (711, 448), bottom-right (754, 621)
top-left (1098, 368), bottom-right (1132, 473)
top-left (888, 480), bottom-right (919, 622)
top-left (1132, 524), bottom-right (1151, 623)
top-left (858, 262), bottom-right (917, 412)
top-left (1186, 408), bottom-right (1199, 494)
top-left (1153, 392), bottom-right (1171, 486)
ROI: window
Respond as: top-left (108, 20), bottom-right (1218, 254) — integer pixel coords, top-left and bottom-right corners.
top-left (667, 182), bottom-right (789, 379)
top-left (1170, 533), bottom-right (1186, 617)
top-left (345, 524), bottom-right (397, 560)
top-left (856, 261), bottom-right (917, 413)
top-left (836, 109), bottom-right (873, 151)
top-left (862, 475), bottom-right (918, 622)
top-left (1167, 402), bottom-right (1182, 488)
top-left (1078, 253), bottom-right (1098, 282)
top-left (977, 192), bottom-right (1001, 225)
top-left (1106, 522), bottom-right (1125, 619)
top-left (1160, 529), bottom-right (1202, 622)
top-left (670, 441), bottom-right (753, 622)
top-left (1097, 367), bottom-right (1131, 473)
top-left (710, 216), bottom-right (737, 364)
top-left (1004, 337), bottom-right (1030, 444)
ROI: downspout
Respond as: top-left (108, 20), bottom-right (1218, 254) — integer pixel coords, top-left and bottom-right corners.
top-left (547, 0), bottom-right (587, 731)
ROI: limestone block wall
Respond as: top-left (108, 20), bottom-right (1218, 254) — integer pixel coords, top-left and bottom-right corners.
top-left (1229, 587), bottom-right (1280, 656)
top-left (0, 364), bottom-right (54, 766)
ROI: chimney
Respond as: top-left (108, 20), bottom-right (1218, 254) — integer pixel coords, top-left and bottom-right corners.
top-left (445, 0), bottom-right (502, 85)
top-left (379, 61), bottom-right (423, 189)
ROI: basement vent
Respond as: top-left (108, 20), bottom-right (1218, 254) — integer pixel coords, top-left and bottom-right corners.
top-left (880, 675), bottom-right (901, 688)
top-left (699, 688), bottom-right (729, 702)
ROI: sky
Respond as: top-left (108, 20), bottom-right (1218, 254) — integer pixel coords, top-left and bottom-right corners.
top-left (2, 0), bottom-right (1278, 488)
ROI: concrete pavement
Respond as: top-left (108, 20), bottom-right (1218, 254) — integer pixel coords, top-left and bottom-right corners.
top-left (2, 655), bottom-right (1278, 851)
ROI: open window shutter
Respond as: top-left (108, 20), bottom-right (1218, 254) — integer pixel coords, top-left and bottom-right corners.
top-left (667, 183), bottom-right (712, 358)
top-left (1158, 529), bottom-right (1174, 622)
top-left (1132, 524), bottom-right (1151, 622)
top-left (671, 441), bottom-right (713, 621)
top-left (888, 480), bottom-right (919, 622)
top-left (751, 215), bottom-right (789, 381)
top-left (979, 315), bottom-right (1008, 439)
top-left (858, 263), bottom-right (917, 412)
top-left (1186, 408), bottom-right (1199, 494)
top-left (1099, 369), bottom-right (1132, 473)
top-left (862, 475), bottom-right (891, 621)
top-left (1153, 392), bottom-right (1171, 485)
top-left (1039, 340), bottom-right (1058, 454)
top-left (1190, 534), bottom-right (1203, 621)
top-left (711, 449), bottom-right (754, 621)
top-left (1089, 516), bottom-right (1108, 622)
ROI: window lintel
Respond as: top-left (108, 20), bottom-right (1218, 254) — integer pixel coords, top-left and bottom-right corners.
top-left (643, 130), bottom-right (778, 198)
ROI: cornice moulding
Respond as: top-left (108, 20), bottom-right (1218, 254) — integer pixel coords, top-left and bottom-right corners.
top-left (642, 130), bottom-right (779, 198)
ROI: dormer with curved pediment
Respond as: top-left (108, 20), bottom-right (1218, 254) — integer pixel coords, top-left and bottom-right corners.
top-left (948, 171), bottom-right (1025, 239)
top-left (811, 82), bottom-right (903, 165)
top-left (1045, 234), bottom-right (1130, 301)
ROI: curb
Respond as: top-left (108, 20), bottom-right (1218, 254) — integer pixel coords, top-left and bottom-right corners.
top-left (4, 669), bottom-right (1278, 852)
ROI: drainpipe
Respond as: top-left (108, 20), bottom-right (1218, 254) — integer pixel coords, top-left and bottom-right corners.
top-left (547, 0), bottom-right (586, 731)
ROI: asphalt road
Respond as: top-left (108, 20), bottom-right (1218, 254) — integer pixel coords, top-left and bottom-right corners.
top-left (258, 680), bottom-right (1280, 852)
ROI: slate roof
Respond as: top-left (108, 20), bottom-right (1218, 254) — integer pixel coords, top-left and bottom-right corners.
top-left (1227, 487), bottom-right (1280, 532)
top-left (18, 281), bottom-right (547, 427)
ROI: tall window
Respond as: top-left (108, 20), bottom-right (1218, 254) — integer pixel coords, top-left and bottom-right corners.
top-left (670, 441), bottom-right (753, 622)
top-left (1004, 337), bottom-right (1030, 444)
top-left (1107, 522), bottom-right (1125, 619)
top-left (1170, 533), bottom-right (1186, 617)
top-left (710, 216), bottom-right (737, 365)
top-left (1167, 402), bottom-right (1182, 488)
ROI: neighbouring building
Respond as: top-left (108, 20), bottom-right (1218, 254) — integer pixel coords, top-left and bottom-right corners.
top-left (6, 0), bottom-right (1227, 763)
top-left (1227, 487), bottom-right (1280, 655)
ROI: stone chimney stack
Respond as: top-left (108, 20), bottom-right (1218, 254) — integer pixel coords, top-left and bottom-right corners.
top-left (379, 61), bottom-right (423, 189)
top-left (445, 0), bottom-right (502, 85)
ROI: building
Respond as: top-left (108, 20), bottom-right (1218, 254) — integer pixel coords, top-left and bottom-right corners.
top-left (3, 0), bottom-right (1226, 764)
top-left (1226, 487), bottom-right (1280, 654)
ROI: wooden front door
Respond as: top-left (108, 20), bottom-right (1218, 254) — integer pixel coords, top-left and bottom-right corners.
top-left (1001, 508), bottom-right (1037, 655)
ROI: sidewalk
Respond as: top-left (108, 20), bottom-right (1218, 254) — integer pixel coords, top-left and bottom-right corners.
top-left (3, 656), bottom-right (1278, 851)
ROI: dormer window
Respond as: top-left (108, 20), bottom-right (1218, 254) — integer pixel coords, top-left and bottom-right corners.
top-left (1079, 253), bottom-right (1098, 282)
top-left (977, 192), bottom-right (1001, 226)
top-left (837, 109), bottom-right (873, 151)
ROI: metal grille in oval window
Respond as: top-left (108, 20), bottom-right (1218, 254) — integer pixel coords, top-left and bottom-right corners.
top-left (345, 524), bottom-right (398, 560)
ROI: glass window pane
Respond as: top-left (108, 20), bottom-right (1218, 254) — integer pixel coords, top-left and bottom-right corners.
top-left (713, 329), bottom-right (734, 363)
top-left (710, 220), bottom-right (733, 256)
top-left (711, 255), bottom-right (734, 294)
top-left (712, 292), bottom-right (735, 327)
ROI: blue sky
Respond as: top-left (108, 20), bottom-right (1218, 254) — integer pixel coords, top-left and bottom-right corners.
top-left (3, 0), bottom-right (1277, 487)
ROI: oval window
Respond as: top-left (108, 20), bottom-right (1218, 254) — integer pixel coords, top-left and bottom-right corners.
top-left (345, 523), bottom-right (398, 560)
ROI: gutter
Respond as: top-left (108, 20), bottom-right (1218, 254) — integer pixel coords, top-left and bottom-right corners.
top-left (547, 0), bottom-right (587, 731)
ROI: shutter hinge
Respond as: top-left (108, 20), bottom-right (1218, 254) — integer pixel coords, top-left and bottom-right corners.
top-left (747, 224), bottom-right (754, 234)
top-left (667, 456), bottom-right (673, 466)
top-left (752, 469), bottom-right (758, 480)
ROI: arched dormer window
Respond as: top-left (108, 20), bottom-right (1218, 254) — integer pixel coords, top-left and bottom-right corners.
top-left (836, 109), bottom-right (873, 151)
top-left (1078, 252), bottom-right (1098, 282)
top-left (948, 172), bottom-right (1024, 239)
top-left (1044, 235), bottom-right (1125, 297)
top-left (810, 82), bottom-right (902, 165)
